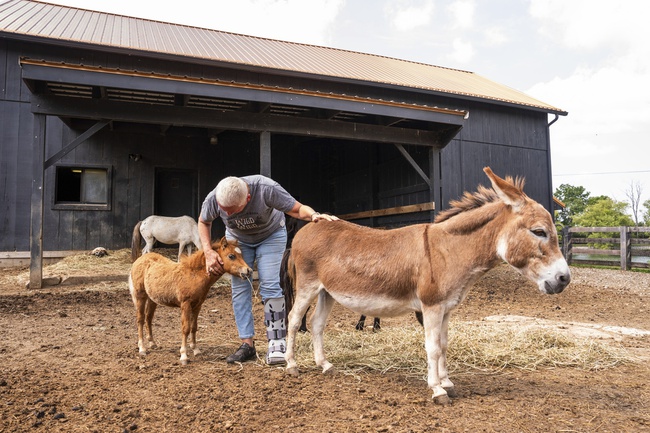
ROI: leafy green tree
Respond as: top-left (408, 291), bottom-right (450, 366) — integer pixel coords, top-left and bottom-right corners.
top-left (554, 184), bottom-right (590, 227)
top-left (573, 198), bottom-right (635, 249)
top-left (574, 198), bottom-right (635, 227)
top-left (587, 195), bottom-right (609, 206)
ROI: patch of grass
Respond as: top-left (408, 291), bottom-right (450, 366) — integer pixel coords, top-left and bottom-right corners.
top-left (292, 321), bottom-right (634, 379)
top-left (44, 248), bottom-right (133, 275)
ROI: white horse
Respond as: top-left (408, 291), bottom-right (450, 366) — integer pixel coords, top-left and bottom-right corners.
top-left (131, 215), bottom-right (202, 262)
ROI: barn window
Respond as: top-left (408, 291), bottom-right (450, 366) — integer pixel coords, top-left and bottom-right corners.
top-left (53, 165), bottom-right (112, 210)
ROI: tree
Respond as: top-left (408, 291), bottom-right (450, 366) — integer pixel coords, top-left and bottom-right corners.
top-left (573, 197), bottom-right (635, 249)
top-left (573, 198), bottom-right (635, 227)
top-left (625, 180), bottom-right (644, 226)
top-left (643, 199), bottom-right (650, 226)
top-left (554, 184), bottom-right (590, 227)
top-left (587, 195), bottom-right (609, 206)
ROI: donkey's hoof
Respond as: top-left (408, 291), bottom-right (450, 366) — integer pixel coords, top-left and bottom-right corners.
top-left (285, 366), bottom-right (300, 377)
top-left (433, 394), bottom-right (451, 405)
top-left (444, 387), bottom-right (458, 398)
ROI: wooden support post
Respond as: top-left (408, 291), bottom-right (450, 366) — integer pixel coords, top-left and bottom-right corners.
top-left (429, 148), bottom-right (441, 222)
top-left (260, 131), bottom-right (271, 177)
top-left (562, 226), bottom-right (572, 265)
top-left (29, 114), bottom-right (46, 289)
top-left (620, 226), bottom-right (631, 271)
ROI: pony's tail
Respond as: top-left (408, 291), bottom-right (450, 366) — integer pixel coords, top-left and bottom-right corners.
top-left (131, 221), bottom-right (143, 263)
top-left (279, 248), bottom-right (295, 314)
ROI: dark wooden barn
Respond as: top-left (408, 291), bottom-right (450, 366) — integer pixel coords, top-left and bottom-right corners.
top-left (0, 0), bottom-right (567, 286)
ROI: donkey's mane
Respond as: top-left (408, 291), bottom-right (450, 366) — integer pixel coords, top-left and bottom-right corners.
top-left (434, 176), bottom-right (525, 224)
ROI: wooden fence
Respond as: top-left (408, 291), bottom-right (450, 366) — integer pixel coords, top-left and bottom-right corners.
top-left (561, 226), bottom-right (650, 270)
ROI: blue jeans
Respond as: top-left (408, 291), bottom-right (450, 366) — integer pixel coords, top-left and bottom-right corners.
top-left (227, 227), bottom-right (287, 340)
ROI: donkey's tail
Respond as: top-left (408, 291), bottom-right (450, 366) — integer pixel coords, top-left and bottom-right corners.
top-left (131, 221), bottom-right (143, 263)
top-left (279, 248), bottom-right (295, 314)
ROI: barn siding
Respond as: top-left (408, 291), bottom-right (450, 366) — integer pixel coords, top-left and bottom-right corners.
top-left (12, 111), bottom-right (232, 251)
top-left (0, 37), bottom-right (556, 253)
top-left (440, 103), bottom-right (551, 211)
top-left (0, 39), bottom-right (6, 99)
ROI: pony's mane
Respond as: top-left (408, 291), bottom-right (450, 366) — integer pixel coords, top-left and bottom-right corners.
top-left (180, 248), bottom-right (206, 270)
top-left (434, 176), bottom-right (525, 224)
top-left (179, 239), bottom-right (239, 271)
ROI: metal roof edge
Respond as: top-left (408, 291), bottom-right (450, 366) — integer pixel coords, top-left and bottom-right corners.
top-left (2, 0), bottom-right (566, 116)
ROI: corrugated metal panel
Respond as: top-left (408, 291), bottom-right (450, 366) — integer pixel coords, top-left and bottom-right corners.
top-left (0, 0), bottom-right (565, 114)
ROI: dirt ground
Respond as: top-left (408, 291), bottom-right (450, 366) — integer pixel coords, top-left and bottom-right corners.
top-left (1, 251), bottom-right (649, 433)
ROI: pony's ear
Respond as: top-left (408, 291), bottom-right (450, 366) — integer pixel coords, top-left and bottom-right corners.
top-left (219, 236), bottom-right (228, 249)
top-left (483, 167), bottom-right (526, 210)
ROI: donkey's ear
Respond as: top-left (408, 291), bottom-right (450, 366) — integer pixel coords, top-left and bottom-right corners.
top-left (483, 167), bottom-right (526, 209)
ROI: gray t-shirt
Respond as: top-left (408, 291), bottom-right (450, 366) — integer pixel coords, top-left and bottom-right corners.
top-left (200, 175), bottom-right (296, 244)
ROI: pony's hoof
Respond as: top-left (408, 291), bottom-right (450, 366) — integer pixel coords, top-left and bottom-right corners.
top-left (193, 349), bottom-right (201, 356)
top-left (179, 358), bottom-right (188, 366)
top-left (322, 365), bottom-right (336, 375)
top-left (433, 394), bottom-right (451, 405)
top-left (285, 366), bottom-right (300, 377)
top-left (138, 350), bottom-right (147, 357)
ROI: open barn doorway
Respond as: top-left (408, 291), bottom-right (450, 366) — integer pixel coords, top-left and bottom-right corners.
top-left (154, 168), bottom-right (199, 219)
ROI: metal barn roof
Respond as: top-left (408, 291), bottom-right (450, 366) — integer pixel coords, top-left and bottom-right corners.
top-left (0, 0), bottom-right (566, 114)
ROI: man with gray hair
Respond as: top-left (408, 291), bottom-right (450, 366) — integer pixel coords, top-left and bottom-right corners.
top-left (199, 175), bottom-right (338, 365)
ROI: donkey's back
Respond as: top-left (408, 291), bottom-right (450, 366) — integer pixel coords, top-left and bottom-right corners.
top-left (290, 220), bottom-right (426, 318)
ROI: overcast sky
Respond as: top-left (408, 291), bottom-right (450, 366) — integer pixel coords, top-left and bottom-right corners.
top-left (45, 0), bottom-right (650, 205)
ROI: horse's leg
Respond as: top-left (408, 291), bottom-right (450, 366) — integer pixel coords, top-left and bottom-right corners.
top-left (190, 304), bottom-right (202, 356)
top-left (311, 291), bottom-right (336, 374)
top-left (144, 299), bottom-right (158, 350)
top-left (129, 275), bottom-right (148, 356)
top-left (179, 302), bottom-right (192, 365)
top-left (355, 315), bottom-right (367, 331)
top-left (372, 317), bottom-right (381, 331)
top-left (135, 299), bottom-right (148, 356)
top-left (285, 290), bottom-right (320, 376)
top-left (142, 236), bottom-right (155, 255)
top-left (177, 243), bottom-right (185, 262)
top-left (422, 304), bottom-right (451, 405)
top-left (438, 311), bottom-right (457, 397)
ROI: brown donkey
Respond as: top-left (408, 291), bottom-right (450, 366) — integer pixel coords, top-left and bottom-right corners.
top-left (129, 237), bottom-right (253, 365)
top-left (284, 167), bottom-right (571, 404)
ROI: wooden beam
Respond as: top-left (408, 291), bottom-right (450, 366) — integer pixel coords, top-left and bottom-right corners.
top-left (21, 61), bottom-right (468, 124)
top-left (394, 143), bottom-right (430, 186)
top-left (44, 120), bottom-right (110, 169)
top-left (339, 202), bottom-right (434, 220)
top-left (31, 95), bottom-right (454, 147)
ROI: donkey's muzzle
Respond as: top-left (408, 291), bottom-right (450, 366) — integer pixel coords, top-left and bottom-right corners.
top-left (544, 270), bottom-right (571, 294)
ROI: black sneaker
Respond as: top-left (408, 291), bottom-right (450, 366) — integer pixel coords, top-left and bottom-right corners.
top-left (226, 343), bottom-right (256, 363)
